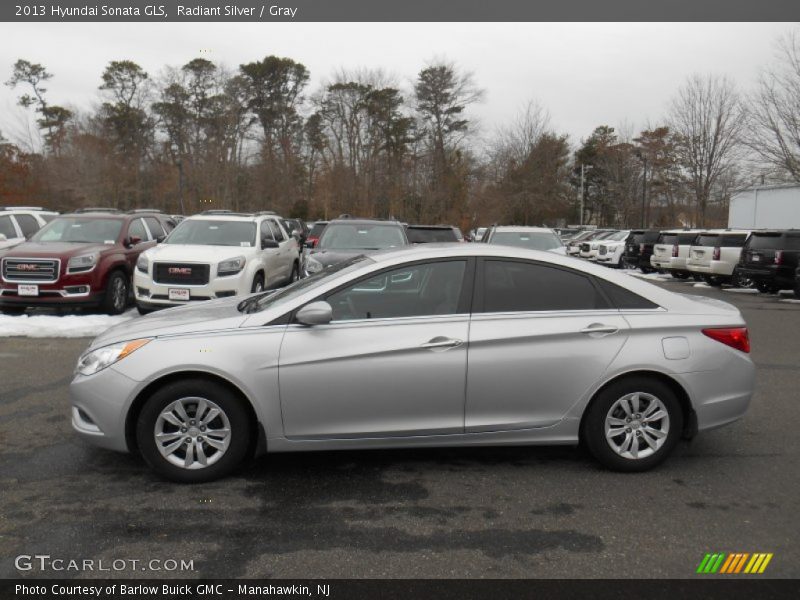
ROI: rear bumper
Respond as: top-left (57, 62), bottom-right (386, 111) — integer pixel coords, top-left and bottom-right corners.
top-left (650, 256), bottom-right (672, 270)
top-left (686, 261), bottom-right (734, 277)
top-left (737, 265), bottom-right (794, 288)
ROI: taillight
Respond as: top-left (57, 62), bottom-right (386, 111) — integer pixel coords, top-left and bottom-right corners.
top-left (712, 247), bottom-right (721, 261)
top-left (672, 244), bottom-right (679, 258)
top-left (702, 327), bottom-right (750, 353)
top-left (775, 250), bottom-right (783, 265)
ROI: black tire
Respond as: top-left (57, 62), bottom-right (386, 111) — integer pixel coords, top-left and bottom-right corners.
top-left (732, 268), bottom-right (754, 289)
top-left (640, 266), bottom-right (654, 274)
top-left (136, 304), bottom-right (153, 316)
top-left (692, 274), bottom-right (702, 282)
top-left (102, 270), bottom-right (129, 315)
top-left (703, 274), bottom-right (723, 287)
top-left (583, 376), bottom-right (683, 472)
top-left (794, 282), bottom-right (800, 299)
top-left (136, 378), bottom-right (252, 483)
top-left (288, 261), bottom-right (299, 284)
top-left (251, 272), bottom-right (265, 293)
top-left (0, 305), bottom-right (27, 315)
top-left (672, 271), bottom-right (689, 280)
top-left (756, 281), bottom-right (777, 294)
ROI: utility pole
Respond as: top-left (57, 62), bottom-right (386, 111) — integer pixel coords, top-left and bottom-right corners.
top-left (579, 164), bottom-right (593, 226)
top-left (640, 156), bottom-right (647, 228)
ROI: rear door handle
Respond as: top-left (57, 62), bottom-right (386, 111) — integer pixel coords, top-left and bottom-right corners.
top-left (580, 323), bottom-right (619, 336)
top-left (421, 337), bottom-right (463, 350)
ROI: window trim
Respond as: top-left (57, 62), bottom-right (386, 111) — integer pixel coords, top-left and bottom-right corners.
top-left (287, 257), bottom-right (476, 325)
top-left (472, 256), bottom-right (613, 315)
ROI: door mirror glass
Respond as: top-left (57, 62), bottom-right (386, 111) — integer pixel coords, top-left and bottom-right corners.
top-left (296, 301), bottom-right (333, 326)
top-left (128, 235), bottom-right (142, 246)
top-left (262, 238), bottom-right (279, 249)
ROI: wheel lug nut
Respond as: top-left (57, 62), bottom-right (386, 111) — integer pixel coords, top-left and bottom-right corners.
top-left (201, 426), bottom-right (206, 432)
top-left (626, 428), bottom-right (631, 433)
top-left (181, 428), bottom-right (187, 433)
top-left (197, 436), bottom-right (204, 442)
top-left (184, 437), bottom-right (191, 443)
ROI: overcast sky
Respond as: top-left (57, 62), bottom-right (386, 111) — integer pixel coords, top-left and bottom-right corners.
top-left (0, 22), bottom-right (793, 149)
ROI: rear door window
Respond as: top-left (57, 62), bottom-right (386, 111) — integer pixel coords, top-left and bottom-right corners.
top-left (14, 214), bottom-right (40, 238)
top-left (657, 233), bottom-right (678, 245)
top-left (695, 234), bottom-right (719, 246)
top-left (678, 233), bottom-right (698, 245)
top-left (479, 260), bottom-right (607, 313)
top-left (596, 278), bottom-right (659, 309)
top-left (268, 220), bottom-right (286, 242)
top-left (128, 218), bottom-right (148, 240)
top-left (0, 215), bottom-right (18, 239)
top-left (720, 234), bottom-right (747, 247)
top-left (143, 217), bottom-right (165, 239)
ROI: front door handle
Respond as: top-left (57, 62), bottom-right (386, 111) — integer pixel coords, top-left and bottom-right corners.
top-left (580, 323), bottom-right (619, 336)
top-left (421, 336), bottom-right (463, 350)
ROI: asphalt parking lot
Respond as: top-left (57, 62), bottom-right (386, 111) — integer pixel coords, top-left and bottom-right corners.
top-left (1, 278), bottom-right (798, 579)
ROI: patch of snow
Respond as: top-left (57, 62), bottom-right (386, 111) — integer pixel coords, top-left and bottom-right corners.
top-left (722, 288), bottom-right (759, 294)
top-left (0, 310), bottom-right (137, 338)
top-left (779, 298), bottom-right (800, 304)
top-left (693, 283), bottom-right (711, 288)
top-left (626, 271), bottom-right (672, 281)
top-left (778, 289), bottom-right (794, 296)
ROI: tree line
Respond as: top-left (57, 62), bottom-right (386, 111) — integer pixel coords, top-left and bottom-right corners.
top-left (2, 30), bottom-right (799, 230)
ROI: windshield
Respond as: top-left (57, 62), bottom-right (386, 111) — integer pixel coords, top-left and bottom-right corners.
top-left (605, 231), bottom-right (629, 242)
top-left (490, 231), bottom-right (562, 251)
top-left (240, 255), bottom-right (371, 313)
top-left (407, 227), bottom-right (458, 243)
top-left (166, 220), bottom-right (256, 247)
top-left (32, 217), bottom-right (123, 244)
top-left (318, 223), bottom-right (406, 250)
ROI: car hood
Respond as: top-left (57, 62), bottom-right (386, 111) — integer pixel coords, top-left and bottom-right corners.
top-left (142, 243), bottom-right (253, 263)
top-left (308, 248), bottom-right (382, 267)
top-left (0, 241), bottom-right (115, 259)
top-left (88, 295), bottom-right (250, 349)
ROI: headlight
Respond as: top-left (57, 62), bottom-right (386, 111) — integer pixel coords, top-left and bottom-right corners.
top-left (305, 256), bottom-right (323, 274)
top-left (67, 253), bottom-right (99, 273)
top-left (218, 256), bottom-right (246, 276)
top-left (75, 339), bottom-right (151, 376)
top-left (136, 254), bottom-right (149, 274)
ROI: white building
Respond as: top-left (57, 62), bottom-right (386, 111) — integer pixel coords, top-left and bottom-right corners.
top-left (728, 184), bottom-right (800, 229)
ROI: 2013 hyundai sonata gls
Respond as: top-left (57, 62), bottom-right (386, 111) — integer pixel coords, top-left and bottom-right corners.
top-left (70, 244), bottom-right (755, 482)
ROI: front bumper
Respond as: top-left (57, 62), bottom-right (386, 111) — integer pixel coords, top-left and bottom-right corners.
top-left (70, 366), bottom-right (141, 453)
top-left (134, 269), bottom-right (246, 307)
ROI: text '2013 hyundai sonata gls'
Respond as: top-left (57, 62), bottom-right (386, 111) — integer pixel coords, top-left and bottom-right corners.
top-left (70, 244), bottom-right (755, 482)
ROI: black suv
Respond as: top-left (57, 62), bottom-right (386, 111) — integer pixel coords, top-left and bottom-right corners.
top-left (738, 230), bottom-right (800, 293)
top-left (622, 229), bottom-right (661, 272)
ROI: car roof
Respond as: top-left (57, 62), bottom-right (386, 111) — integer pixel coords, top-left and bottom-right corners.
top-left (185, 214), bottom-right (269, 223)
top-left (407, 224), bottom-right (456, 229)
top-left (490, 226), bottom-right (556, 233)
top-left (326, 219), bottom-right (403, 226)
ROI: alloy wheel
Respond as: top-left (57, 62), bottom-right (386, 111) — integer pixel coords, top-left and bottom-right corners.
top-left (112, 277), bottom-right (127, 312)
top-left (154, 397), bottom-right (231, 470)
top-left (604, 392), bottom-right (670, 460)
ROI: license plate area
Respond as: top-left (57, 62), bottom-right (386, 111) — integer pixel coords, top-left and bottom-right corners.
top-left (18, 284), bottom-right (38, 296)
top-left (168, 288), bottom-right (190, 301)
top-left (751, 254), bottom-right (760, 262)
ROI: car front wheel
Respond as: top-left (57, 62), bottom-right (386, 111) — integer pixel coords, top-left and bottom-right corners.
top-left (583, 377), bottom-right (683, 472)
top-left (102, 271), bottom-right (129, 315)
top-left (136, 378), bottom-right (252, 483)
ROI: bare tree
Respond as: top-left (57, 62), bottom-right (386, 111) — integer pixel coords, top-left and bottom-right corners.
top-left (747, 31), bottom-right (800, 181)
top-left (490, 100), bottom-right (551, 170)
top-left (668, 74), bottom-right (744, 226)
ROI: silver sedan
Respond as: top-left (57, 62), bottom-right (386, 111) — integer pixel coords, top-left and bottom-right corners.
top-left (70, 244), bottom-right (755, 482)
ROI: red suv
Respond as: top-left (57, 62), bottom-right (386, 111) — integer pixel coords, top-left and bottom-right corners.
top-left (0, 211), bottom-right (176, 315)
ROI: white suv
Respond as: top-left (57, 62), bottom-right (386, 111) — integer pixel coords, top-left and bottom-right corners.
top-left (0, 207), bottom-right (58, 250)
top-left (686, 229), bottom-right (751, 286)
top-left (650, 229), bottom-right (703, 279)
top-left (134, 212), bottom-right (299, 313)
top-left (594, 231), bottom-right (631, 267)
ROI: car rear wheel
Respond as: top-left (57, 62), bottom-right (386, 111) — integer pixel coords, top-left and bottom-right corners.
top-left (102, 271), bottom-right (129, 315)
top-left (671, 271), bottom-right (689, 280)
top-left (756, 281), bottom-right (778, 294)
top-left (732, 268), bottom-right (754, 289)
top-left (136, 379), bottom-right (252, 483)
top-left (703, 275), bottom-right (723, 287)
top-left (583, 377), bottom-right (683, 472)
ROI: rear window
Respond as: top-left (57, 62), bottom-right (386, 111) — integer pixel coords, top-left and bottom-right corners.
top-left (309, 222), bottom-right (327, 237)
top-left (678, 233), bottom-right (698, 245)
top-left (407, 227), bottom-right (458, 243)
top-left (747, 233), bottom-right (785, 250)
top-left (642, 231), bottom-right (661, 243)
top-left (695, 234), bottom-right (719, 246)
top-left (658, 233), bottom-right (678, 245)
top-left (720, 234), bottom-right (747, 248)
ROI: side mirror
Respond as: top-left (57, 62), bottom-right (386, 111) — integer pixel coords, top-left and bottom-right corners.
top-left (262, 239), bottom-right (279, 249)
top-left (296, 301), bottom-right (333, 326)
top-left (127, 236), bottom-right (143, 246)
top-left (291, 228), bottom-right (302, 240)
top-left (156, 235), bottom-right (166, 243)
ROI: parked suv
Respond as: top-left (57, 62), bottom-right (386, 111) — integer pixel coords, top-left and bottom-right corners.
top-left (686, 230), bottom-right (750, 286)
top-left (134, 212), bottom-right (300, 313)
top-left (580, 230), bottom-right (629, 260)
top-left (482, 226), bottom-right (566, 254)
top-left (0, 207), bottom-right (59, 251)
top-left (650, 229), bottom-right (702, 277)
top-left (305, 218), bottom-right (409, 275)
top-left (406, 225), bottom-right (464, 243)
top-left (0, 210), bottom-right (171, 314)
top-left (737, 230), bottom-right (800, 294)
top-left (622, 229), bottom-right (661, 272)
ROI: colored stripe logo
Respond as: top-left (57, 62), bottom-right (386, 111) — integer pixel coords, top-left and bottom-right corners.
top-left (697, 552), bottom-right (773, 574)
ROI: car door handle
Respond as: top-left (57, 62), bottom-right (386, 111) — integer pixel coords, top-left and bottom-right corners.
top-left (580, 323), bottom-right (619, 335)
top-left (421, 337), bottom-right (463, 350)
